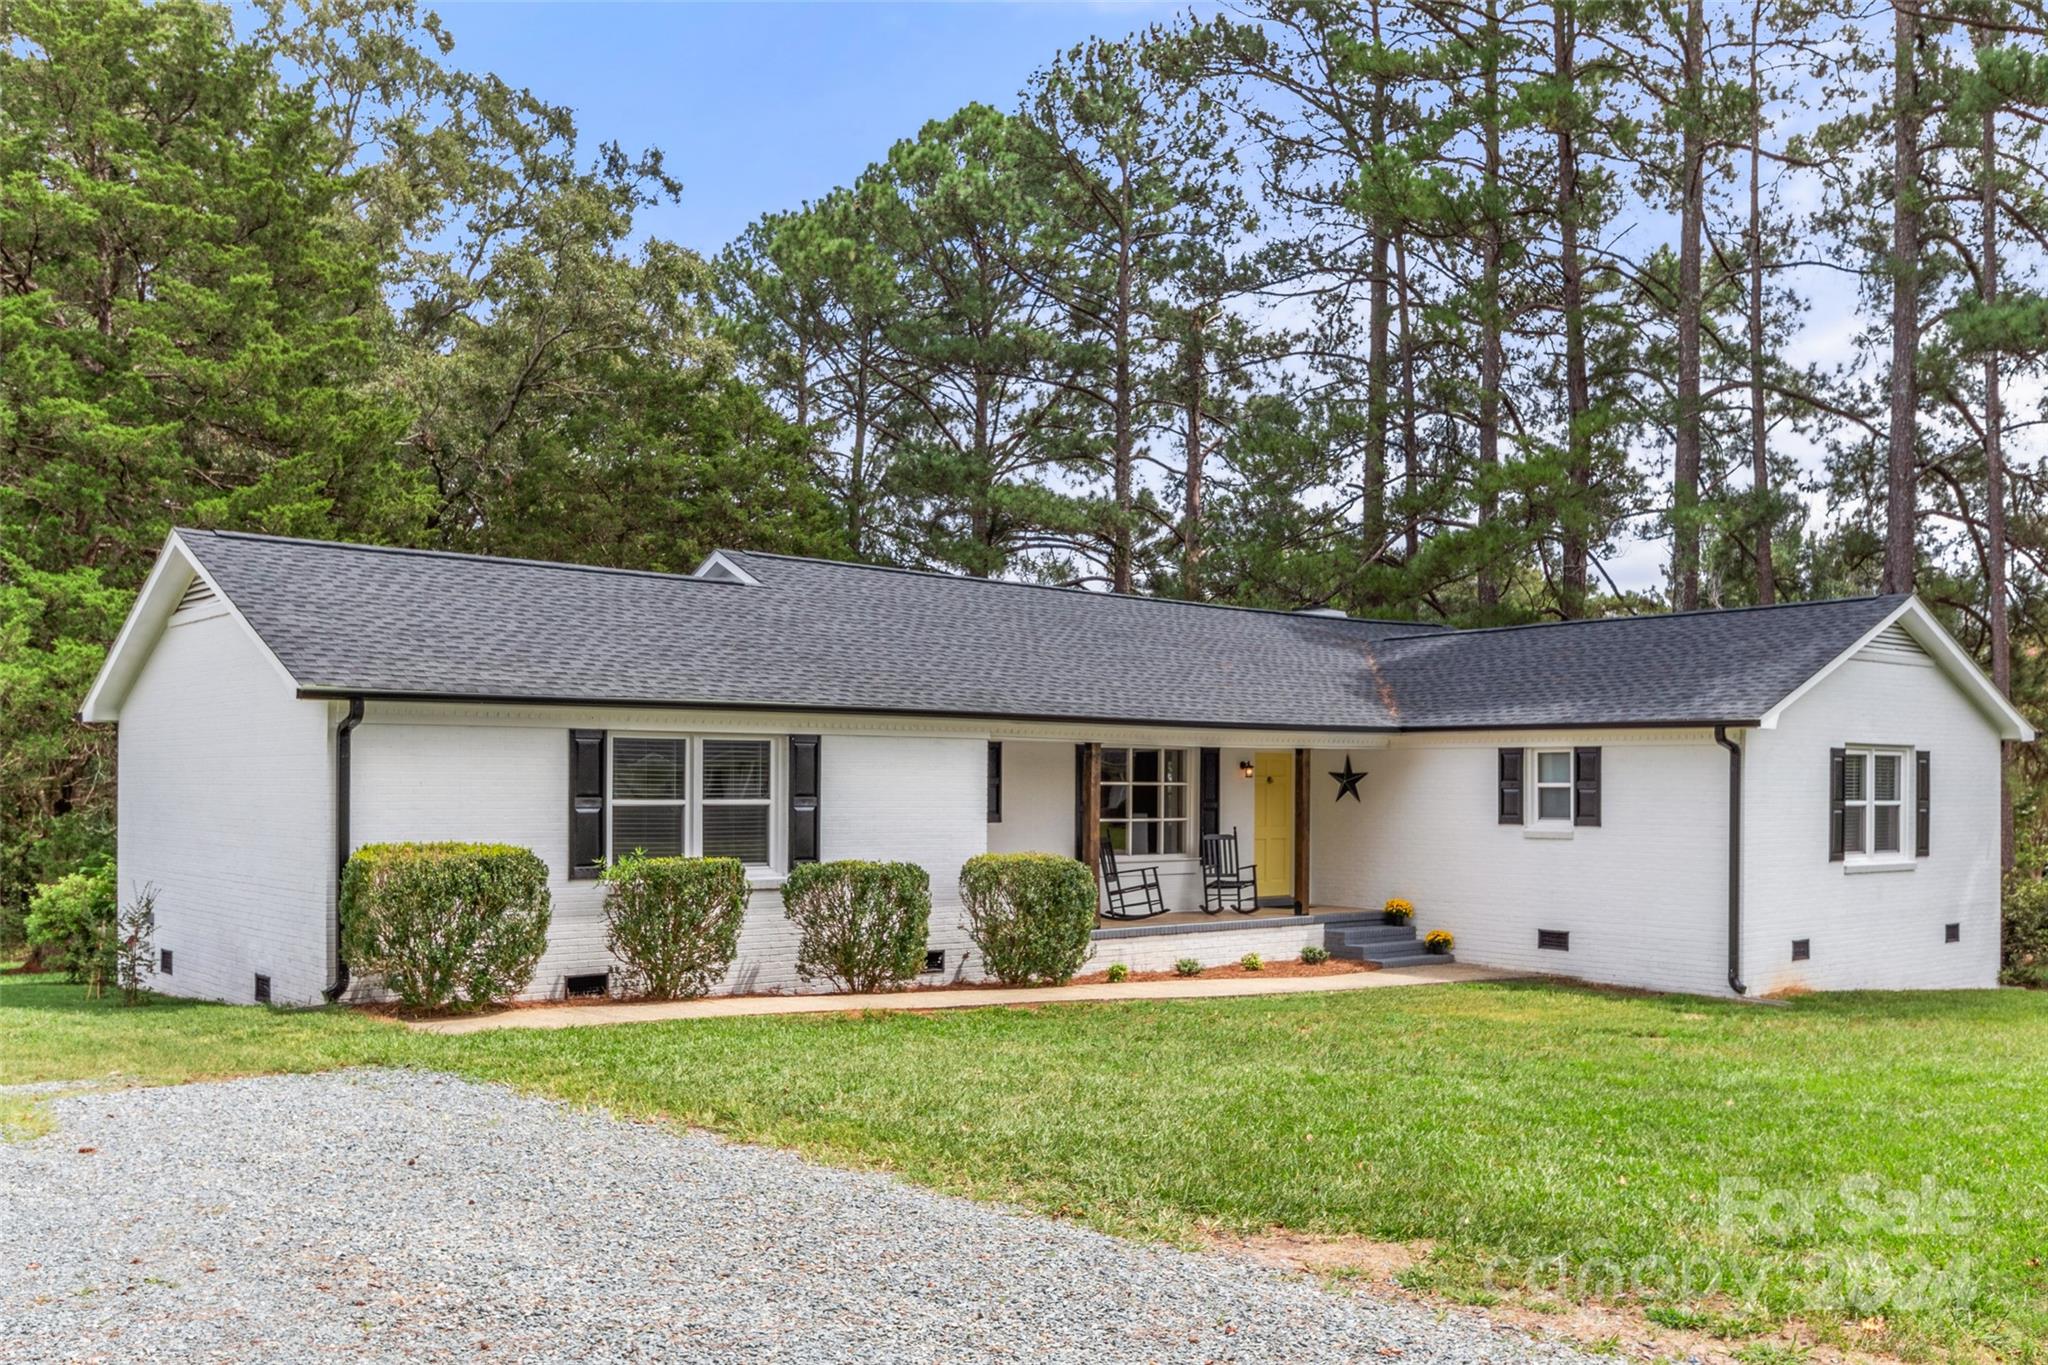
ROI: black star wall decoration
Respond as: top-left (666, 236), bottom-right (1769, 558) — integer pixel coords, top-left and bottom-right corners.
top-left (1329, 756), bottom-right (1367, 801)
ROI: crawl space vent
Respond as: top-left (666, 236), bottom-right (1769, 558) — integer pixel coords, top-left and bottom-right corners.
top-left (1791, 939), bottom-right (1811, 962)
top-left (159, 948), bottom-right (173, 976)
top-left (924, 949), bottom-right (947, 974)
top-left (564, 972), bottom-right (610, 999)
top-left (1536, 929), bottom-right (1570, 952)
top-left (253, 973), bottom-right (271, 1004)
top-left (1945, 923), bottom-right (1961, 944)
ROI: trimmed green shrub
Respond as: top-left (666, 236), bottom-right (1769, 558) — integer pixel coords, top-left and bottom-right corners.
top-left (783, 860), bottom-right (931, 992)
top-left (1300, 944), bottom-right (1331, 965)
top-left (1105, 961), bottom-right (1130, 983)
top-left (2004, 875), bottom-right (2048, 987)
top-left (957, 852), bottom-right (1097, 986)
top-left (1240, 952), bottom-right (1264, 972)
top-left (1174, 957), bottom-right (1202, 977)
top-left (602, 855), bottom-right (748, 1000)
top-left (25, 860), bottom-right (116, 985)
top-left (341, 843), bottom-right (551, 1010)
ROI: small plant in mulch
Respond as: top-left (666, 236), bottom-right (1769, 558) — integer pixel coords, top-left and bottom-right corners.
top-left (1300, 944), bottom-right (1331, 965)
top-left (1105, 962), bottom-right (1130, 983)
top-left (1240, 952), bottom-right (1264, 972)
top-left (1174, 958), bottom-right (1203, 978)
top-left (1424, 929), bottom-right (1454, 955)
top-left (1382, 897), bottom-right (1414, 925)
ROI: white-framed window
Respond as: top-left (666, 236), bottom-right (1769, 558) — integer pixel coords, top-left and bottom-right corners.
top-left (1842, 745), bottom-right (1910, 859)
top-left (609, 734), bottom-right (776, 868)
top-left (701, 738), bottom-right (773, 863)
top-left (1100, 747), bottom-right (1189, 855)
top-left (1531, 748), bottom-right (1574, 824)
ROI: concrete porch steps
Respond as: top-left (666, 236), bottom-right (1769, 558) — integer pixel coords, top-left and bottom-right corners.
top-left (1326, 919), bottom-right (1454, 968)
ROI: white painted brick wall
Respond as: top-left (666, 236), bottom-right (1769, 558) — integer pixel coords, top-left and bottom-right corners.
top-left (1311, 734), bottom-right (1735, 997)
top-left (348, 721), bottom-right (991, 998)
top-left (116, 610), bottom-right (333, 1006)
top-left (1743, 652), bottom-right (2003, 992)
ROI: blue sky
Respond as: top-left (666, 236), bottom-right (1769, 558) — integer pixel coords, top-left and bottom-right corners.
top-left (432, 2), bottom-right (1187, 254)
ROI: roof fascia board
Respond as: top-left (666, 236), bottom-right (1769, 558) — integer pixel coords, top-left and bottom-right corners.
top-left (293, 687), bottom-right (1760, 737)
top-left (1757, 597), bottom-right (2033, 741)
top-left (79, 531), bottom-right (303, 723)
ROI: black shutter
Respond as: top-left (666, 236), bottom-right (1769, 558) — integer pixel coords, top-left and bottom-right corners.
top-left (1828, 747), bottom-right (1846, 862)
top-left (1916, 750), bottom-right (1931, 857)
top-left (1199, 747), bottom-right (1221, 843)
top-left (986, 741), bottom-right (1003, 823)
top-left (789, 735), bottom-right (820, 865)
top-left (1497, 748), bottom-right (1524, 825)
top-left (568, 730), bottom-right (605, 879)
top-left (1573, 747), bottom-right (1601, 827)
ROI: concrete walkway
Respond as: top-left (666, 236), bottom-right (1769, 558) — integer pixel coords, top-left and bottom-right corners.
top-left (411, 960), bottom-right (1517, 1035)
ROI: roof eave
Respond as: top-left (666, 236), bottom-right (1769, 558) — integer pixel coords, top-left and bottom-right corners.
top-left (1756, 596), bottom-right (2034, 742)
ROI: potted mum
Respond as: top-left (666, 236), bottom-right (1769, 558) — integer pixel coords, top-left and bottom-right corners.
top-left (1382, 897), bottom-right (1414, 926)
top-left (1424, 929), bottom-right (1454, 955)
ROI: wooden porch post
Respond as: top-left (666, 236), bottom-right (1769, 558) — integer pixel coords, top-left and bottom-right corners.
top-left (1293, 747), bottom-right (1311, 914)
top-left (1076, 742), bottom-right (1102, 884)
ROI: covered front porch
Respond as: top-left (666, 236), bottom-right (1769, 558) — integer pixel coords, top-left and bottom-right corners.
top-left (984, 731), bottom-right (1440, 967)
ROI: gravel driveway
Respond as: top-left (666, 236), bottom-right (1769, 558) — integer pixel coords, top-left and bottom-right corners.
top-left (2, 1070), bottom-right (1606, 1364)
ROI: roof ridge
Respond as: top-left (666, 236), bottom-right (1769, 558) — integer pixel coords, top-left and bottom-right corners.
top-left (724, 549), bottom-right (1454, 630)
top-left (1373, 593), bottom-right (1905, 644)
top-left (178, 528), bottom-right (744, 589)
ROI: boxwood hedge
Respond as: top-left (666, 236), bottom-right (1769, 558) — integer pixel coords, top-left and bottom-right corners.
top-left (340, 842), bottom-right (550, 1011)
top-left (958, 853), bottom-right (1096, 985)
top-left (602, 855), bottom-right (749, 1000)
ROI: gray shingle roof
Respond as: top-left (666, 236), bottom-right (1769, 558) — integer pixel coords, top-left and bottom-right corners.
top-left (176, 530), bottom-right (1906, 732)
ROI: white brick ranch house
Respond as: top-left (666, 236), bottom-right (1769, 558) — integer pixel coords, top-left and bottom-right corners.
top-left (82, 530), bottom-right (2033, 1006)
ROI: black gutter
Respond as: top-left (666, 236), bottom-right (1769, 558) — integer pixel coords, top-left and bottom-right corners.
top-left (1715, 724), bottom-right (1747, 996)
top-left (322, 696), bottom-right (364, 1004)
top-left (291, 687), bottom-right (1761, 737)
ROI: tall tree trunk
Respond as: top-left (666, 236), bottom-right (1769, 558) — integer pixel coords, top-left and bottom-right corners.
top-left (1883, 0), bottom-right (1921, 594)
top-left (1977, 25), bottom-right (2013, 869)
top-left (1477, 0), bottom-right (1504, 609)
top-left (1672, 0), bottom-right (1705, 610)
top-left (1112, 200), bottom-right (1136, 595)
top-left (1397, 234), bottom-right (1419, 561)
top-left (1182, 314), bottom-right (1207, 600)
top-left (1556, 4), bottom-right (1592, 618)
top-left (1748, 0), bottom-right (1774, 605)
top-left (1363, 1), bottom-right (1391, 563)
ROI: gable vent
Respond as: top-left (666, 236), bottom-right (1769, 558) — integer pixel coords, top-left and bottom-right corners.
top-left (174, 578), bottom-right (217, 614)
top-left (1858, 622), bottom-right (1930, 666)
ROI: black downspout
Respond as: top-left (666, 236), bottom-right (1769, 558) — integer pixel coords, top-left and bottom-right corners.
top-left (1715, 725), bottom-right (1747, 996)
top-left (323, 696), bottom-right (364, 1003)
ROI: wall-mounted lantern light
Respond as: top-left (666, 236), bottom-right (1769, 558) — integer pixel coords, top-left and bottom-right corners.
top-left (1238, 759), bottom-right (1256, 779)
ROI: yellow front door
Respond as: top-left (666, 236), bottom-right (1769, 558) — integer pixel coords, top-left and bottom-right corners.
top-left (1252, 750), bottom-right (1294, 900)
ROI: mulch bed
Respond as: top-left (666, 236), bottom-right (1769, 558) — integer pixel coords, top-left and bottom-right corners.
top-left (1070, 958), bottom-right (1378, 985)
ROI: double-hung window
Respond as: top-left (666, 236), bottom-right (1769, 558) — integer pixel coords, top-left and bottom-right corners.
top-left (1842, 745), bottom-right (1909, 860)
top-left (609, 735), bottom-right (774, 866)
top-left (1531, 749), bottom-right (1574, 824)
top-left (1100, 747), bottom-right (1189, 854)
top-left (701, 739), bottom-right (772, 863)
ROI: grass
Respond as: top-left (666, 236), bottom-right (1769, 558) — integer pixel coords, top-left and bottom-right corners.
top-left (4, 970), bottom-right (2045, 1361)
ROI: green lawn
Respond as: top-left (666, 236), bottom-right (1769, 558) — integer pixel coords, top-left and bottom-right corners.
top-left (5, 971), bottom-right (2045, 1361)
